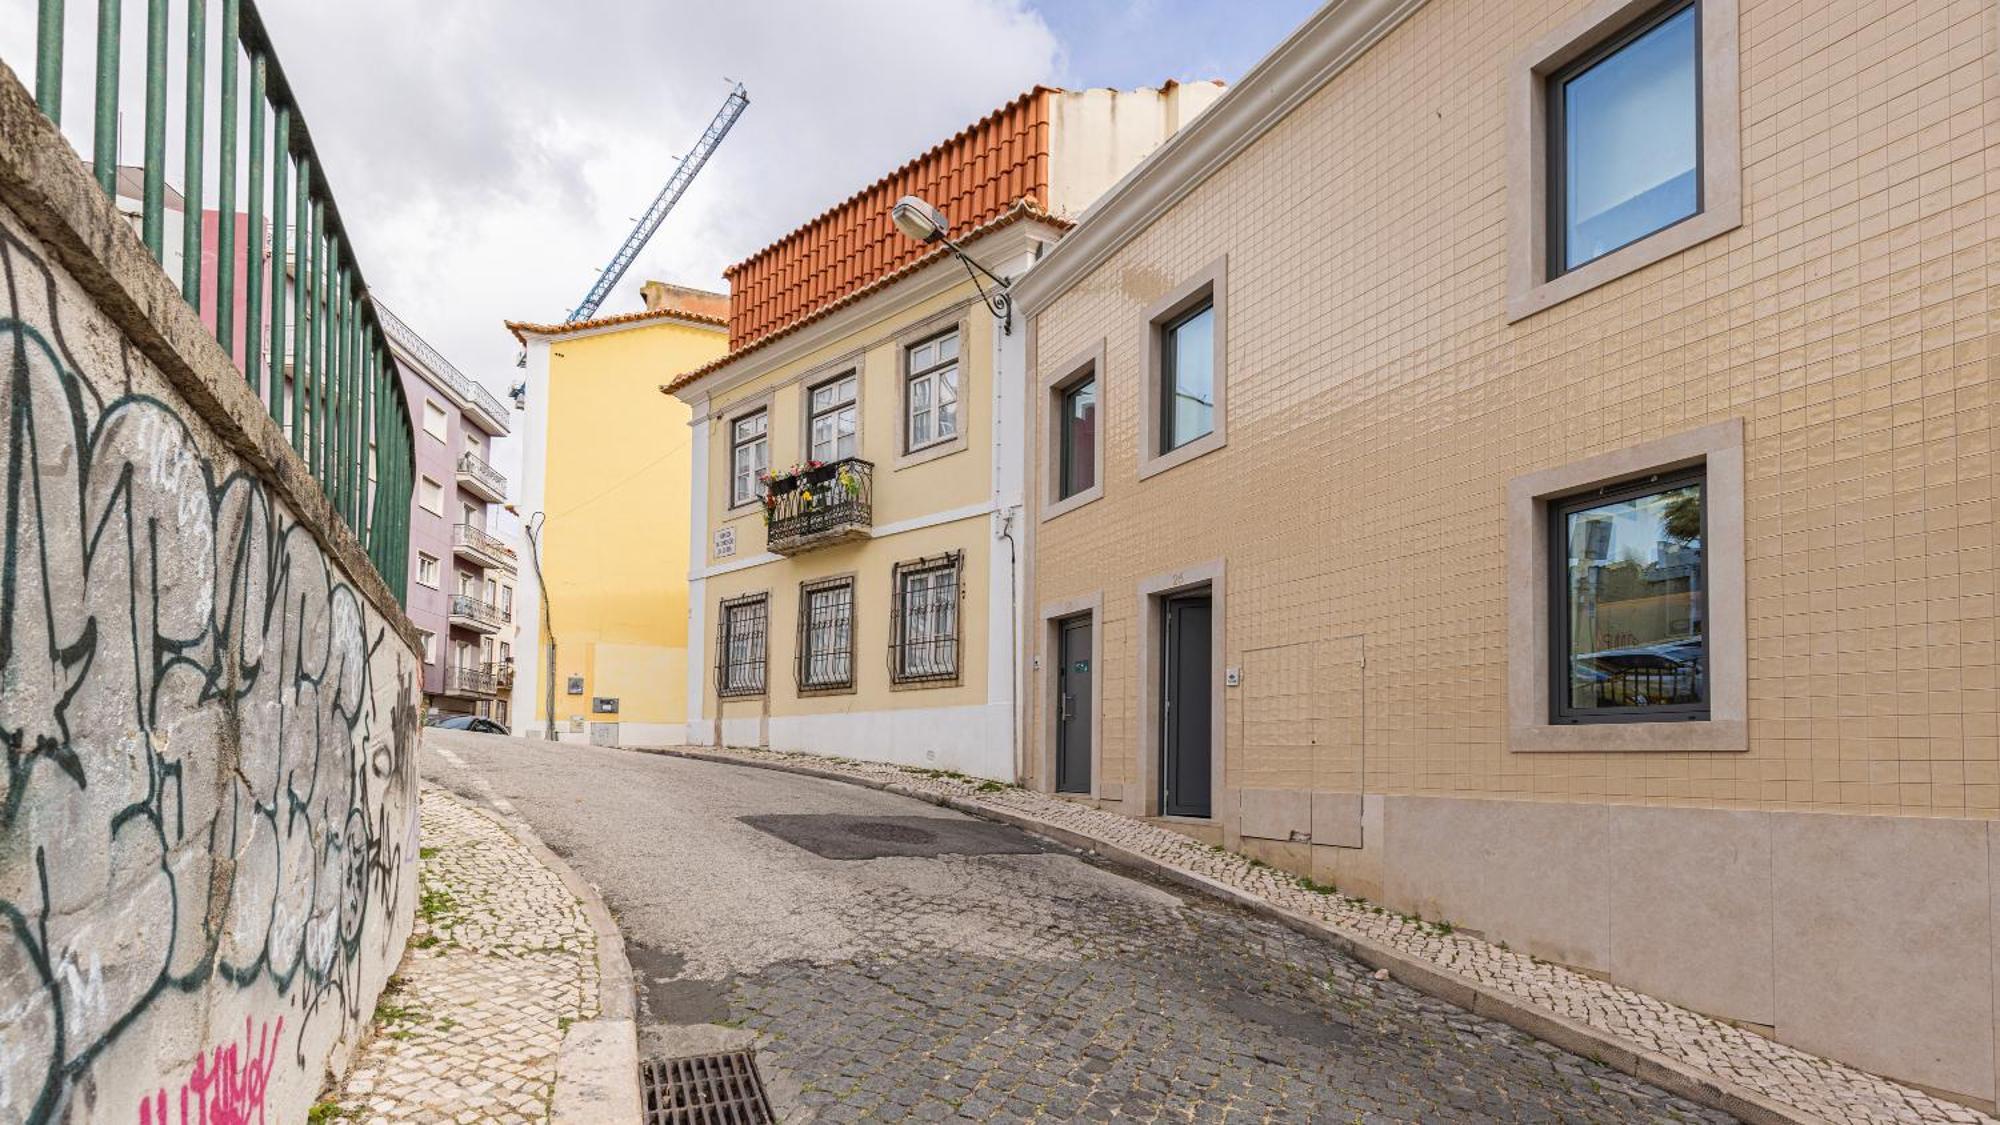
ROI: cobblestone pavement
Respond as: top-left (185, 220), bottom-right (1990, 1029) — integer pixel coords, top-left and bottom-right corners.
top-left (322, 787), bottom-right (599, 1124)
top-left (673, 744), bottom-right (1998, 1125)
top-left (421, 734), bottom-right (1741, 1123)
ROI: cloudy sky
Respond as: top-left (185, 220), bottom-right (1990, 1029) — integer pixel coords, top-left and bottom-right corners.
top-left (2, 0), bottom-right (1316, 420)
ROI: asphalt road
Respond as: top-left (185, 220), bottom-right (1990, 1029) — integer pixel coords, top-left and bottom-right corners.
top-left (422, 730), bottom-right (1734, 1123)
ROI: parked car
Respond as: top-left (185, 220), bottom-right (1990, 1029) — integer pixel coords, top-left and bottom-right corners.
top-left (427, 714), bottom-right (508, 734)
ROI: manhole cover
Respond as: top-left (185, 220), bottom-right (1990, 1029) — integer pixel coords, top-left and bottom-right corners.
top-left (640, 1050), bottom-right (774, 1124)
top-left (846, 820), bottom-right (937, 844)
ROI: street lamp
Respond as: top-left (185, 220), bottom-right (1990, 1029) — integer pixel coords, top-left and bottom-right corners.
top-left (890, 194), bottom-right (1013, 334)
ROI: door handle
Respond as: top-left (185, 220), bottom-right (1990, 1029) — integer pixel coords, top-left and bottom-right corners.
top-left (1059, 693), bottom-right (1072, 722)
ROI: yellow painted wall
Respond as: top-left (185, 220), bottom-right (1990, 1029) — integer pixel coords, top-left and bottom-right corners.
top-left (537, 317), bottom-right (727, 731)
top-left (700, 278), bottom-right (996, 722)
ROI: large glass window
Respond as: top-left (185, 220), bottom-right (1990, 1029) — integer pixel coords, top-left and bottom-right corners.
top-left (905, 330), bottom-right (960, 452)
top-left (892, 556), bottom-right (960, 683)
top-left (1161, 301), bottom-right (1214, 452)
top-left (1059, 376), bottom-right (1097, 499)
top-left (808, 374), bottom-right (858, 463)
top-left (730, 410), bottom-right (769, 507)
top-left (796, 578), bottom-right (855, 690)
top-left (716, 595), bottom-right (768, 696)
top-left (1550, 1), bottom-right (1700, 274)
top-left (1551, 471), bottom-right (1706, 721)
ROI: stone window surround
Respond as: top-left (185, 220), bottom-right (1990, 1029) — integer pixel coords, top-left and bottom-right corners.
top-left (1505, 0), bottom-right (1741, 322)
top-left (1506, 419), bottom-right (1746, 753)
top-left (720, 392), bottom-right (775, 518)
top-left (1041, 338), bottom-right (1107, 522)
top-left (1134, 558), bottom-right (1228, 820)
top-left (1038, 591), bottom-right (1105, 801)
top-left (893, 308), bottom-right (972, 471)
top-left (1139, 256), bottom-right (1229, 480)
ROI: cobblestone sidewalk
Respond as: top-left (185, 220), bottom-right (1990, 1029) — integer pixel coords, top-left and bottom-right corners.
top-left (319, 788), bottom-right (601, 1123)
top-left (661, 745), bottom-right (1994, 1125)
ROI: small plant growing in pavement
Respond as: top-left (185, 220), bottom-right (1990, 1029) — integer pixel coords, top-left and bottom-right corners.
top-left (419, 885), bottom-right (459, 926)
top-left (306, 1102), bottom-right (357, 1124)
top-left (419, 846), bottom-right (440, 860)
top-left (1296, 875), bottom-right (1339, 895)
top-left (975, 780), bottom-right (1005, 793)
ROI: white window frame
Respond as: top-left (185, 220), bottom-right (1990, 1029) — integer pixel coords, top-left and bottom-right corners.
top-left (729, 409), bottom-right (769, 510)
top-left (415, 552), bottom-right (440, 588)
top-left (903, 329), bottom-right (960, 454)
top-left (418, 476), bottom-right (443, 515)
top-left (422, 398), bottom-right (448, 443)
top-left (806, 371), bottom-right (860, 464)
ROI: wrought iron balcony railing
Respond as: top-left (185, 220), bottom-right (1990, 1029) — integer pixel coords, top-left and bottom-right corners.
top-left (451, 522), bottom-right (513, 571)
top-left (23, 0), bottom-right (416, 601)
top-left (443, 663), bottom-right (501, 698)
top-left (456, 450), bottom-right (507, 502)
top-left (764, 458), bottom-right (873, 555)
top-left (447, 594), bottom-right (506, 633)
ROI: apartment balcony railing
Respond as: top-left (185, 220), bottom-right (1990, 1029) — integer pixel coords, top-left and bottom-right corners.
top-left (456, 450), bottom-right (507, 503)
top-left (765, 459), bottom-right (874, 556)
top-left (443, 663), bottom-right (501, 698)
top-left (447, 594), bottom-right (506, 634)
top-left (451, 522), bottom-right (514, 572)
top-left (22, 0), bottom-right (415, 601)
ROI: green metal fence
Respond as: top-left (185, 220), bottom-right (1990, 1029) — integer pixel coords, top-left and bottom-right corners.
top-left (28, 0), bottom-right (414, 603)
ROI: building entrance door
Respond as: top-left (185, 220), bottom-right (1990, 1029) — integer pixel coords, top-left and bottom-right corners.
top-left (1056, 616), bottom-right (1093, 794)
top-left (1161, 592), bottom-right (1212, 818)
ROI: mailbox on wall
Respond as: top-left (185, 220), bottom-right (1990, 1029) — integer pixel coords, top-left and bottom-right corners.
top-left (566, 675), bottom-right (584, 695)
top-left (591, 697), bottom-right (619, 715)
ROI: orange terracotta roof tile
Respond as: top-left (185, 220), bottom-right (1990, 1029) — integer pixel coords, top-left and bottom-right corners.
top-left (662, 200), bottom-right (1068, 397)
top-left (505, 304), bottom-right (728, 345)
top-left (723, 87), bottom-right (1057, 349)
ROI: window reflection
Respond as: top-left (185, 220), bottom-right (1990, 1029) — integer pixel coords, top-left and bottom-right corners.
top-left (1559, 477), bottom-right (1705, 716)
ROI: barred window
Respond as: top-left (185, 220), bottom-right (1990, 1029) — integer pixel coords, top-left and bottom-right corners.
top-left (796, 577), bottom-right (855, 691)
top-left (891, 553), bottom-right (961, 683)
top-left (715, 594), bottom-right (768, 696)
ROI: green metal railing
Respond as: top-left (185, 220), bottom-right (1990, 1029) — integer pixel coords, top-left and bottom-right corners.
top-left (28, 0), bottom-right (414, 603)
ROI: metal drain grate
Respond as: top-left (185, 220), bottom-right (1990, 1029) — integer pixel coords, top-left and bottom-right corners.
top-left (640, 1050), bottom-right (775, 1125)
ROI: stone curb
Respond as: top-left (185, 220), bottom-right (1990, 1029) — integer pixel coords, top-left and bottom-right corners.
top-left (645, 746), bottom-right (1816, 1125)
top-left (431, 783), bottom-right (642, 1121)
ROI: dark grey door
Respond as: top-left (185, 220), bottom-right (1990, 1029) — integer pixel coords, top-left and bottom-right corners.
top-left (1161, 593), bottom-right (1212, 818)
top-left (1056, 617), bottom-right (1093, 794)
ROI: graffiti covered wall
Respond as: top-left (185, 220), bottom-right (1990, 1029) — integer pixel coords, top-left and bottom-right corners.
top-left (0, 192), bottom-right (420, 1120)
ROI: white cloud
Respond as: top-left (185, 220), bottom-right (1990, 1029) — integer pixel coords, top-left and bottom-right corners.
top-left (256, 0), bottom-right (1061, 397)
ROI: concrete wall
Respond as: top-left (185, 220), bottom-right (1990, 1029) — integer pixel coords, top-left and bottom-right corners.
top-left (1021, 0), bottom-right (2000, 1107)
top-left (0, 66), bottom-right (420, 1122)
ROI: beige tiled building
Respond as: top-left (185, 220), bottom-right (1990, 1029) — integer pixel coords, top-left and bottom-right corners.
top-left (1015, 0), bottom-right (1999, 1109)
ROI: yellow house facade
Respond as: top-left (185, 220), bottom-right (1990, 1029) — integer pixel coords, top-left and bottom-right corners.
top-left (507, 285), bottom-right (728, 746)
top-left (667, 86), bottom-right (1222, 778)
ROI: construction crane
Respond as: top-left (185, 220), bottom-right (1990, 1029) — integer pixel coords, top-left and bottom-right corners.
top-left (565, 81), bottom-right (750, 323)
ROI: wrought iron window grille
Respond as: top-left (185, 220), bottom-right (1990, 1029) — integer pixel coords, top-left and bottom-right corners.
top-left (889, 551), bottom-right (962, 685)
top-left (794, 577), bottom-right (856, 692)
top-left (715, 594), bottom-right (769, 697)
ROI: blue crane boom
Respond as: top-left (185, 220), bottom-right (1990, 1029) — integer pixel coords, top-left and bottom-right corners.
top-left (565, 82), bottom-right (749, 323)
